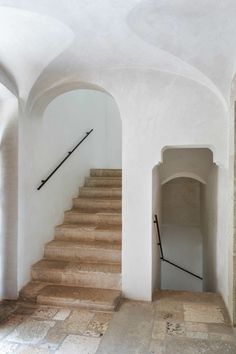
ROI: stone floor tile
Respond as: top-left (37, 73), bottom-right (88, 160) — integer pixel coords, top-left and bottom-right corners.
top-left (0, 314), bottom-right (25, 340)
top-left (53, 308), bottom-right (71, 321)
top-left (6, 318), bottom-right (55, 344)
top-left (56, 309), bottom-right (94, 335)
top-left (15, 305), bottom-right (37, 316)
top-left (0, 341), bottom-right (19, 354)
top-left (185, 321), bottom-right (207, 332)
top-left (184, 303), bottom-right (224, 323)
top-left (166, 321), bottom-right (185, 337)
top-left (56, 334), bottom-right (100, 354)
top-left (97, 301), bottom-right (154, 354)
top-left (165, 337), bottom-right (236, 354)
top-left (149, 339), bottom-right (166, 354)
top-left (152, 320), bottom-right (166, 340)
top-left (0, 301), bottom-right (18, 323)
top-left (32, 307), bottom-right (58, 319)
top-left (84, 313), bottom-right (113, 338)
top-left (40, 325), bottom-right (67, 351)
top-left (154, 300), bottom-right (183, 313)
top-left (17, 345), bottom-right (51, 354)
top-left (186, 331), bottom-right (208, 339)
top-left (207, 323), bottom-right (234, 335)
top-left (155, 310), bottom-right (184, 322)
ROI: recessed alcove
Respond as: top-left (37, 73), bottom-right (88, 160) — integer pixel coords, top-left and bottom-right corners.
top-left (152, 147), bottom-right (217, 293)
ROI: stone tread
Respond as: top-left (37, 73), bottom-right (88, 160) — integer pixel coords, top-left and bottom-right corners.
top-left (85, 177), bottom-right (122, 187)
top-left (79, 187), bottom-right (122, 199)
top-left (90, 169), bottom-right (122, 177)
top-left (73, 198), bottom-right (122, 212)
top-left (45, 240), bottom-right (121, 250)
top-left (65, 211), bottom-right (121, 216)
top-left (56, 224), bottom-right (122, 231)
top-left (38, 285), bottom-right (122, 310)
top-left (32, 259), bottom-right (121, 273)
top-left (73, 197), bottom-right (122, 203)
top-left (20, 281), bottom-right (121, 311)
top-left (55, 224), bottom-right (121, 242)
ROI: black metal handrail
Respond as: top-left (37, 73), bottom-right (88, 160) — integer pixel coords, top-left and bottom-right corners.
top-left (154, 214), bottom-right (203, 280)
top-left (37, 129), bottom-right (93, 190)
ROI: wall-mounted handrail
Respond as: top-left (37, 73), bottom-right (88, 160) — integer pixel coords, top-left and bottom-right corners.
top-left (154, 214), bottom-right (203, 280)
top-left (37, 129), bottom-right (93, 190)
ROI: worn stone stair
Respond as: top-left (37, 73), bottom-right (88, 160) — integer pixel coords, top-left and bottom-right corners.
top-left (20, 169), bottom-right (122, 311)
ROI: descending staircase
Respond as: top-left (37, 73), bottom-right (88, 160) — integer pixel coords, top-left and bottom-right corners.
top-left (20, 169), bottom-right (122, 311)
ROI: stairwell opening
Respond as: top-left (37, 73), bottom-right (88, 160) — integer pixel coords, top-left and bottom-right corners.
top-left (18, 86), bottom-right (122, 309)
top-left (152, 147), bottom-right (216, 293)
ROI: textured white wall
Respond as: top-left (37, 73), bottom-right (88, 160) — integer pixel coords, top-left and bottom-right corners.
top-left (0, 88), bottom-right (18, 300)
top-left (17, 89), bottom-right (121, 291)
top-left (200, 166), bottom-right (218, 292)
top-left (152, 166), bottom-right (161, 292)
top-left (161, 178), bottom-right (203, 292)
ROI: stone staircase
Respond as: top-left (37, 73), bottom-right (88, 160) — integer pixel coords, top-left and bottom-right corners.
top-left (20, 169), bottom-right (122, 311)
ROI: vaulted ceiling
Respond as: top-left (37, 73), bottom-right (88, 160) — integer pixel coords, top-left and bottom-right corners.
top-left (0, 0), bottom-right (236, 111)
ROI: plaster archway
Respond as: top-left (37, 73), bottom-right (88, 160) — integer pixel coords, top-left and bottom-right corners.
top-left (18, 84), bottom-right (122, 293)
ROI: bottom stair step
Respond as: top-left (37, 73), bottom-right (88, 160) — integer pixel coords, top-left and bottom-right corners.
top-left (20, 281), bottom-right (121, 311)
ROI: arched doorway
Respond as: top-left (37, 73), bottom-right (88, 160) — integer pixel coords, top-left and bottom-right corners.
top-left (161, 177), bottom-right (203, 292)
top-left (152, 147), bottom-right (216, 293)
top-left (17, 86), bottom-right (122, 294)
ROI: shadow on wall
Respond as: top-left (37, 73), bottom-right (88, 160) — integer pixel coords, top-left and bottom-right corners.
top-left (152, 148), bottom-right (217, 293)
top-left (0, 102), bottom-right (18, 300)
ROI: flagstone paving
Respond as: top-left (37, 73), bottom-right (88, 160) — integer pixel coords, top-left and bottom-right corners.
top-left (97, 291), bottom-right (236, 354)
top-left (0, 301), bottom-right (112, 353)
top-left (0, 291), bottom-right (235, 353)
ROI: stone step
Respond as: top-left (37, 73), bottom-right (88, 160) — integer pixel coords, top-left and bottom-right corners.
top-left (79, 187), bottom-right (122, 199)
top-left (55, 224), bottom-right (121, 243)
top-left (32, 260), bottom-right (121, 290)
top-left (73, 198), bottom-right (122, 212)
top-left (85, 177), bottom-right (122, 187)
top-left (90, 169), bottom-right (122, 177)
top-left (20, 281), bottom-right (121, 311)
top-left (44, 240), bottom-right (121, 263)
top-left (64, 211), bottom-right (122, 226)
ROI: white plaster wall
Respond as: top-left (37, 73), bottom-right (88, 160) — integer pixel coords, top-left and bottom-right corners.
top-left (106, 70), bottom-right (229, 303)
top-left (200, 164), bottom-right (230, 300)
top-left (161, 178), bottom-right (203, 292)
top-left (152, 165), bottom-right (161, 292)
top-left (0, 88), bottom-right (18, 300)
top-left (17, 89), bottom-right (121, 291)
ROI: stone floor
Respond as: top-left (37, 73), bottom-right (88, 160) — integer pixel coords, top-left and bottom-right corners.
top-left (0, 300), bottom-right (112, 353)
top-left (0, 290), bottom-right (236, 354)
top-left (97, 291), bottom-right (236, 354)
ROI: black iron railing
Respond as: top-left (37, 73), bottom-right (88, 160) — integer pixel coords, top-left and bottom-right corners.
top-left (154, 214), bottom-right (203, 280)
top-left (37, 129), bottom-right (93, 190)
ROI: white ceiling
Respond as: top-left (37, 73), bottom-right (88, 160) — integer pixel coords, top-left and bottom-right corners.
top-left (0, 0), bottom-right (236, 109)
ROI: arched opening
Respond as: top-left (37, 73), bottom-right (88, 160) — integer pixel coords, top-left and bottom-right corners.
top-left (152, 147), bottom-right (216, 293)
top-left (161, 177), bottom-right (203, 292)
top-left (18, 86), bottom-right (122, 293)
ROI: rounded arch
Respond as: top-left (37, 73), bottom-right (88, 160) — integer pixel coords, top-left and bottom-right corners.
top-left (27, 80), bottom-right (114, 117)
top-left (161, 145), bottom-right (215, 164)
top-left (162, 172), bottom-right (206, 185)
